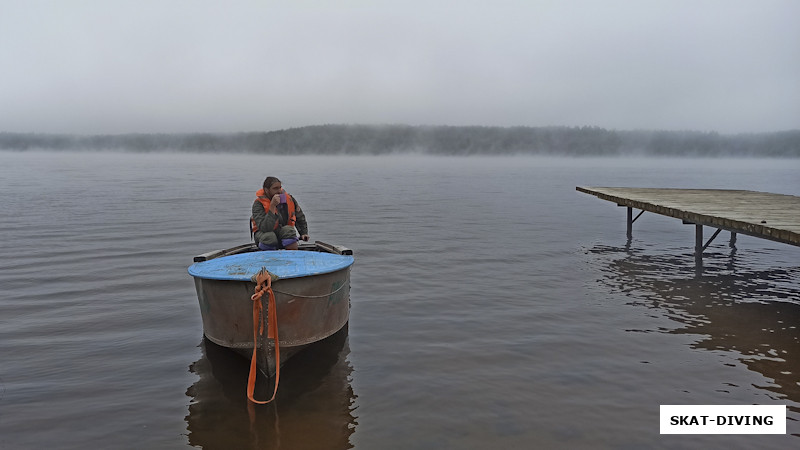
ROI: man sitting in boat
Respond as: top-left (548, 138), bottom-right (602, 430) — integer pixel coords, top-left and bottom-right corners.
top-left (251, 176), bottom-right (309, 250)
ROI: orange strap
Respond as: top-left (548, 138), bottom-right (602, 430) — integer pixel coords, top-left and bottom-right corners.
top-left (248, 270), bottom-right (281, 404)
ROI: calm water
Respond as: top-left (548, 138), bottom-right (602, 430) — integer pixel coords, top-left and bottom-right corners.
top-left (1, 151), bottom-right (799, 449)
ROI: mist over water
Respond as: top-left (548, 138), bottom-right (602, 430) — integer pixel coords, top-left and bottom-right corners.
top-left (2, 126), bottom-right (799, 157)
top-left (0, 151), bottom-right (798, 449)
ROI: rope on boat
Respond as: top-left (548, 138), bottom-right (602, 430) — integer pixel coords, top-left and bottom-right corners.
top-left (248, 267), bottom-right (280, 404)
top-left (271, 282), bottom-right (349, 299)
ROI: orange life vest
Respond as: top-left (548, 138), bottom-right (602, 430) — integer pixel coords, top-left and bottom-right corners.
top-left (251, 188), bottom-right (296, 234)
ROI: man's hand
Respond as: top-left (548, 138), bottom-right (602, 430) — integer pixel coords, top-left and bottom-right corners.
top-left (300, 234), bottom-right (310, 242)
top-left (270, 194), bottom-right (281, 206)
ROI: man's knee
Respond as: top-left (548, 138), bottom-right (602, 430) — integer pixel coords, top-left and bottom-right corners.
top-left (276, 226), bottom-right (297, 240)
top-left (278, 226), bottom-right (299, 249)
top-left (258, 226), bottom-right (298, 250)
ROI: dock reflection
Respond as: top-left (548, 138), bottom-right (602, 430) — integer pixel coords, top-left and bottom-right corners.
top-left (185, 325), bottom-right (356, 449)
top-left (588, 243), bottom-right (800, 409)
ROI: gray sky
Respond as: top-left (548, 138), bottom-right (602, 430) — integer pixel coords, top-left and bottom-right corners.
top-left (1, 0), bottom-right (798, 134)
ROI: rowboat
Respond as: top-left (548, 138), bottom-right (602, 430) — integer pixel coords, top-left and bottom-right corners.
top-left (188, 241), bottom-right (353, 402)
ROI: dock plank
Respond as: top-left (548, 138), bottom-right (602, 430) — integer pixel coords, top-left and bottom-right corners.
top-left (576, 187), bottom-right (800, 247)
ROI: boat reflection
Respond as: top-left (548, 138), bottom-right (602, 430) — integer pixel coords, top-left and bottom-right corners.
top-left (588, 242), bottom-right (800, 411)
top-left (185, 325), bottom-right (357, 449)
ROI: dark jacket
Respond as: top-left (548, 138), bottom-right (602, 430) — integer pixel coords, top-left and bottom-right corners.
top-left (251, 189), bottom-right (308, 244)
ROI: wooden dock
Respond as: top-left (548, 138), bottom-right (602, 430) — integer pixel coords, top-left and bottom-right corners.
top-left (576, 187), bottom-right (800, 258)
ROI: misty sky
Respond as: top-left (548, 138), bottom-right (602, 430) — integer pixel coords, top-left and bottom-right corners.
top-left (1, 0), bottom-right (798, 134)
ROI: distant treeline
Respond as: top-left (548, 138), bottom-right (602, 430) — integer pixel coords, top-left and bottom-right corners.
top-left (2, 124), bottom-right (799, 156)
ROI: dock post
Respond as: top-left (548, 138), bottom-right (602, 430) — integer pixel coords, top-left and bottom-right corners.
top-left (730, 232), bottom-right (737, 247)
top-left (695, 224), bottom-right (704, 258)
top-left (695, 224), bottom-right (704, 275)
top-left (627, 207), bottom-right (633, 238)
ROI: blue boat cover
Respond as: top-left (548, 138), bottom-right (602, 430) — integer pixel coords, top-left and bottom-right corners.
top-left (188, 250), bottom-right (354, 281)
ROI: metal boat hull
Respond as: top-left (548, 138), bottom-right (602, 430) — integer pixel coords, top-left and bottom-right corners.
top-left (190, 246), bottom-right (351, 377)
